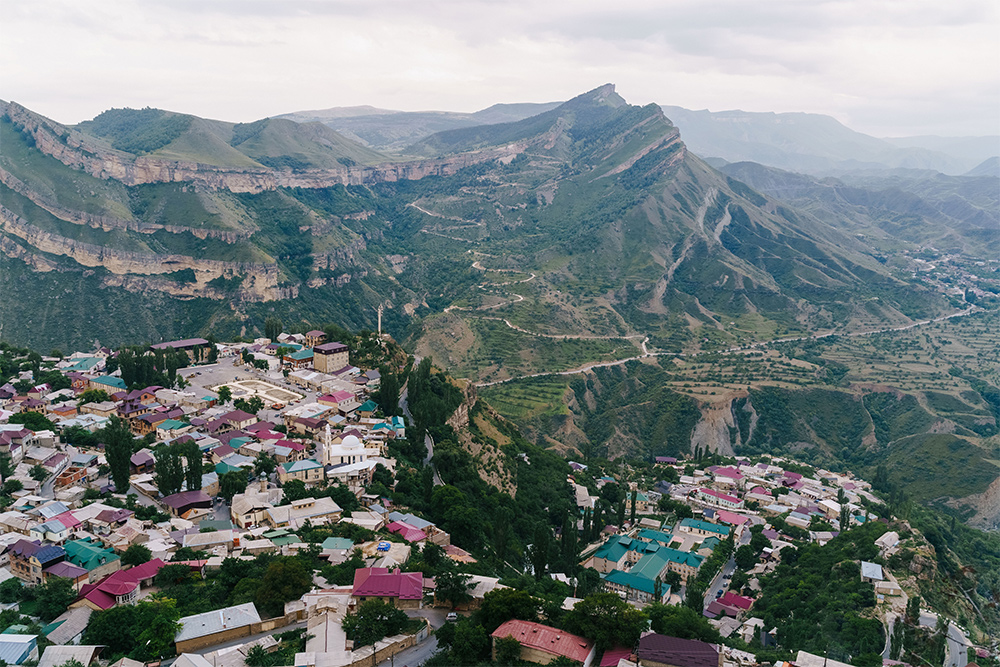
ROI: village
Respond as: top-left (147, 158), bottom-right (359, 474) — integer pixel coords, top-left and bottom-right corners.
top-left (0, 332), bottom-right (982, 667)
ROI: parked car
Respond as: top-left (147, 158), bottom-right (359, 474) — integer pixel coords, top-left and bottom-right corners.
top-left (446, 612), bottom-right (458, 621)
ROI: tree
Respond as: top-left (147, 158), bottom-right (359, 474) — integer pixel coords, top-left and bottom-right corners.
top-left (734, 544), bottom-right (757, 571)
top-left (29, 464), bottom-right (48, 482)
top-left (563, 593), bottom-right (648, 651)
top-left (265, 317), bottom-right (283, 342)
top-left (281, 478), bottom-right (309, 502)
top-left (646, 603), bottom-right (723, 643)
top-left (373, 366), bottom-right (399, 417)
top-left (104, 416), bottom-right (136, 493)
top-left (255, 558), bottom-right (312, 617)
top-left (530, 524), bottom-right (550, 580)
top-left (905, 594), bottom-right (921, 624)
top-left (494, 635), bottom-right (523, 665)
top-left (219, 470), bottom-right (249, 503)
top-left (183, 439), bottom-right (203, 491)
top-left (254, 452), bottom-right (277, 478)
top-left (155, 447), bottom-right (184, 497)
top-left (121, 544), bottom-right (152, 567)
top-left (475, 588), bottom-right (541, 633)
top-left (234, 395), bottom-right (265, 415)
top-left (77, 389), bottom-right (112, 406)
top-left (0, 578), bottom-right (22, 603)
top-left (685, 584), bottom-right (704, 612)
top-left (839, 504), bottom-right (851, 532)
top-left (342, 599), bottom-right (408, 648)
top-left (435, 570), bottom-right (473, 609)
top-left (629, 488), bottom-right (637, 525)
top-left (216, 385), bottom-right (232, 405)
top-left (34, 576), bottom-right (77, 622)
top-left (2, 479), bottom-right (23, 495)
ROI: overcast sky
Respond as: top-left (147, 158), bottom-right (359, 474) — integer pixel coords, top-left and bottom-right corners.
top-left (3, 0), bottom-right (998, 137)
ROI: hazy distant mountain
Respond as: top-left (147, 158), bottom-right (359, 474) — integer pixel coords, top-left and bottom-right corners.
top-left (659, 106), bottom-right (998, 176)
top-left (965, 156), bottom-right (1000, 178)
top-left (275, 101), bottom-right (562, 152)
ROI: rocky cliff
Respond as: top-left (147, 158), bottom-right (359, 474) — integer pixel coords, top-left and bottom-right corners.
top-left (5, 102), bottom-right (538, 193)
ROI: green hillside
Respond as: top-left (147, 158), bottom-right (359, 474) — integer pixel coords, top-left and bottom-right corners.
top-left (75, 107), bottom-right (386, 168)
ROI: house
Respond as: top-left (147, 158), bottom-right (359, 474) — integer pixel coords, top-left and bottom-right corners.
top-left (72, 559), bottom-right (167, 611)
top-left (0, 635), bottom-right (38, 665)
top-left (36, 645), bottom-right (101, 667)
top-left (283, 349), bottom-right (314, 369)
top-left (41, 561), bottom-right (89, 591)
top-left (694, 488), bottom-right (745, 510)
top-left (875, 531), bottom-right (899, 555)
top-left (278, 459), bottom-right (324, 486)
top-left (603, 569), bottom-right (671, 604)
top-left (150, 338), bottom-right (210, 361)
top-left (637, 634), bottom-right (721, 667)
top-left (220, 410), bottom-right (257, 431)
top-left (351, 567), bottom-right (423, 609)
top-left (491, 620), bottom-right (596, 667)
top-left (265, 497), bottom-right (342, 529)
top-left (174, 603), bottom-right (262, 653)
top-left (63, 538), bottom-right (122, 583)
top-left (860, 561), bottom-right (884, 583)
top-left (162, 490), bottom-right (213, 518)
top-left (231, 486), bottom-right (283, 529)
top-left (9, 539), bottom-right (65, 585)
top-left (304, 330), bottom-right (326, 348)
top-left (678, 518), bottom-right (731, 538)
top-left (312, 342), bottom-right (349, 374)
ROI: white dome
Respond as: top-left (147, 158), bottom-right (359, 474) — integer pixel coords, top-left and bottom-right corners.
top-left (342, 435), bottom-right (362, 450)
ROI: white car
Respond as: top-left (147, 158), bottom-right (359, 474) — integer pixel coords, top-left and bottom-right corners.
top-left (446, 612), bottom-right (458, 622)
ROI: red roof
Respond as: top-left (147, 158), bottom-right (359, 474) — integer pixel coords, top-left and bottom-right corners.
top-left (700, 488), bottom-right (741, 504)
top-left (714, 466), bottom-right (744, 480)
top-left (386, 521), bottom-right (427, 543)
top-left (352, 567), bottom-right (423, 600)
top-left (491, 620), bottom-right (594, 664)
top-left (78, 558), bottom-right (167, 609)
top-left (715, 510), bottom-right (750, 527)
top-left (718, 591), bottom-right (753, 610)
top-left (601, 646), bottom-right (633, 667)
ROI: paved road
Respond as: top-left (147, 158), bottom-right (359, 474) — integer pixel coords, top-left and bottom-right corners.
top-left (703, 529), bottom-right (750, 609)
top-left (919, 611), bottom-right (970, 667)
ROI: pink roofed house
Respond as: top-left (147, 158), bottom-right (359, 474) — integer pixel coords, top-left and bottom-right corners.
top-left (387, 521), bottom-right (427, 543)
top-left (696, 487), bottom-right (745, 510)
top-left (352, 567), bottom-right (424, 609)
top-left (491, 620), bottom-right (596, 666)
top-left (72, 558), bottom-right (168, 611)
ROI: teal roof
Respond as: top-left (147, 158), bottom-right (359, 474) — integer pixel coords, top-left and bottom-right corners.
top-left (593, 535), bottom-right (637, 563)
top-left (64, 357), bottom-right (101, 371)
top-left (215, 461), bottom-right (244, 475)
top-left (637, 528), bottom-right (674, 545)
top-left (91, 376), bottom-right (126, 390)
top-left (287, 349), bottom-right (313, 360)
top-left (158, 419), bottom-right (187, 430)
top-left (64, 538), bottom-right (120, 571)
top-left (321, 537), bottom-right (355, 550)
top-left (282, 459), bottom-right (323, 473)
top-left (680, 518), bottom-right (731, 536)
top-left (604, 569), bottom-right (671, 597)
top-left (700, 536), bottom-right (721, 551)
top-left (655, 547), bottom-right (705, 569)
top-left (228, 437), bottom-right (251, 449)
top-left (358, 400), bottom-right (377, 413)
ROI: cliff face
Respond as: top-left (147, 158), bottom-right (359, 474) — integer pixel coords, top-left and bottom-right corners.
top-left (0, 205), bottom-right (283, 300)
top-left (5, 102), bottom-right (536, 193)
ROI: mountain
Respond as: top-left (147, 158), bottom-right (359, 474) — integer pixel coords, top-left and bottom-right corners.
top-left (74, 107), bottom-right (388, 169)
top-left (275, 101), bottom-right (562, 152)
top-left (0, 85), bottom-right (958, 360)
top-left (658, 106), bottom-right (997, 175)
top-left (966, 156), bottom-right (1000, 178)
top-left (716, 161), bottom-right (999, 255)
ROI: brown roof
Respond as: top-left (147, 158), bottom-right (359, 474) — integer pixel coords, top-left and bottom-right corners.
top-left (637, 634), bottom-right (719, 667)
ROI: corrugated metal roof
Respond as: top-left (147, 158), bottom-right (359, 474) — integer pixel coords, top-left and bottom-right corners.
top-left (175, 603), bottom-right (262, 642)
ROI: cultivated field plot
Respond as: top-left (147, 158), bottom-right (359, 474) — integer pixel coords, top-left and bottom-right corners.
top-left (213, 379), bottom-right (303, 405)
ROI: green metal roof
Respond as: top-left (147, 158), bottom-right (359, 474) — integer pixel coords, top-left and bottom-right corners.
top-left (680, 518), bottom-right (731, 536)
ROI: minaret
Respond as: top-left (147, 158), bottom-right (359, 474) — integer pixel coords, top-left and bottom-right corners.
top-left (323, 422), bottom-right (332, 466)
top-left (377, 304), bottom-right (383, 336)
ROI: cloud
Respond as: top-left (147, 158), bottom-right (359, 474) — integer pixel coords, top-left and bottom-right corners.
top-left (1, 0), bottom-right (997, 136)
